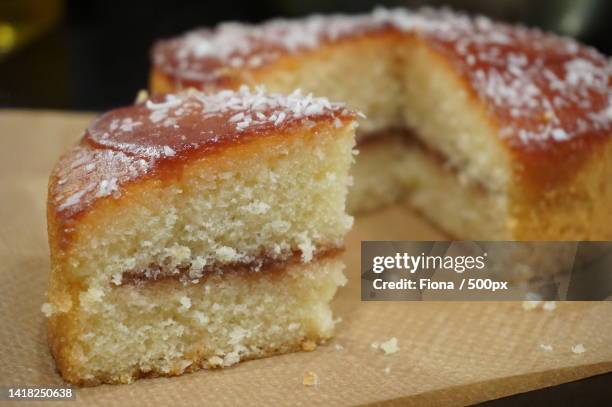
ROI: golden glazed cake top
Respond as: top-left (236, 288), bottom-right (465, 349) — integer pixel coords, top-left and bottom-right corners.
top-left (49, 87), bottom-right (355, 222)
top-left (152, 7), bottom-right (612, 149)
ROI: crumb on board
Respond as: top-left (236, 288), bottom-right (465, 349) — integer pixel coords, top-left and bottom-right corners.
top-left (41, 303), bottom-right (54, 317)
top-left (539, 344), bottom-right (553, 352)
top-left (384, 366), bottom-right (391, 375)
top-left (371, 338), bottom-right (400, 355)
top-left (571, 344), bottom-right (586, 354)
top-left (334, 344), bottom-right (344, 351)
top-left (303, 371), bottom-right (319, 387)
top-left (522, 300), bottom-right (542, 310)
top-left (380, 337), bottom-right (399, 355)
top-left (543, 301), bottom-right (557, 311)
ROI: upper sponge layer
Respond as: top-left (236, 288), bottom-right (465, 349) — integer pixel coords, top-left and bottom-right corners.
top-left (152, 7), bottom-right (611, 150)
top-left (49, 87), bottom-right (355, 223)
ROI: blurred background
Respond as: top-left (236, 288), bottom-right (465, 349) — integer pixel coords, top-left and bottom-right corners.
top-left (1, 0), bottom-right (611, 111)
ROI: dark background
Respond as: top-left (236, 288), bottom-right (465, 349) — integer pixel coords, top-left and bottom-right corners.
top-left (1, 0), bottom-right (611, 111)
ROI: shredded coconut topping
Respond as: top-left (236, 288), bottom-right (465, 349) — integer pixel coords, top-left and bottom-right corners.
top-left (53, 147), bottom-right (152, 215)
top-left (154, 7), bottom-right (611, 146)
top-left (191, 86), bottom-right (342, 128)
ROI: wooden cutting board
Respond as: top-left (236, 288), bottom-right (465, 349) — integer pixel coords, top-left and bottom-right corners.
top-left (1, 110), bottom-right (611, 406)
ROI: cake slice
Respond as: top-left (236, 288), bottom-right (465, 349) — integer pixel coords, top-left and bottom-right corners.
top-left (44, 87), bottom-right (356, 385)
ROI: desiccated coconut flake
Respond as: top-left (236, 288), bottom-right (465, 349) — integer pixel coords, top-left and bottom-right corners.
top-left (163, 145), bottom-right (176, 157)
top-left (274, 111), bottom-right (287, 126)
top-left (58, 189), bottom-right (87, 211)
top-left (146, 95), bottom-right (182, 110)
top-left (229, 112), bottom-right (245, 122)
top-left (551, 128), bottom-right (569, 141)
top-left (96, 178), bottom-right (119, 198)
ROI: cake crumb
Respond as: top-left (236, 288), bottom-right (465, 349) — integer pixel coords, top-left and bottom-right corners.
top-left (380, 337), bottom-right (399, 355)
top-left (134, 89), bottom-right (149, 104)
top-left (539, 344), bottom-right (553, 352)
top-left (522, 300), bottom-right (541, 310)
top-left (303, 371), bottom-right (319, 387)
top-left (370, 341), bottom-right (380, 350)
top-left (571, 344), bottom-right (586, 354)
top-left (334, 344), bottom-right (344, 351)
top-left (302, 340), bottom-right (317, 352)
top-left (383, 366), bottom-right (391, 375)
top-left (41, 303), bottom-right (54, 317)
top-left (543, 301), bottom-right (557, 311)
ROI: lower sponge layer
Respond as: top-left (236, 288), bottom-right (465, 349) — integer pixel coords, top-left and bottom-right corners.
top-left (49, 256), bottom-right (347, 386)
top-left (348, 134), bottom-right (508, 238)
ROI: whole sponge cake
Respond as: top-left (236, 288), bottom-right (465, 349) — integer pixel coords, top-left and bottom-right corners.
top-left (45, 87), bottom-right (356, 385)
top-left (151, 8), bottom-right (612, 239)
